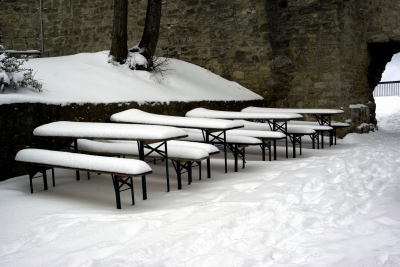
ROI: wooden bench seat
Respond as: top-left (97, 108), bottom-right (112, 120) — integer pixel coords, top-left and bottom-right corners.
top-left (180, 129), bottom-right (262, 171)
top-left (226, 129), bottom-right (286, 161)
top-left (233, 120), bottom-right (317, 158)
top-left (76, 139), bottom-right (216, 190)
top-left (15, 148), bottom-right (152, 209)
top-left (287, 120), bottom-right (349, 145)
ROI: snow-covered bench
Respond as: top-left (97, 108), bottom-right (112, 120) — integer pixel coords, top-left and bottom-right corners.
top-left (226, 129), bottom-right (286, 161)
top-left (15, 148), bottom-right (152, 209)
top-left (232, 120), bottom-right (317, 158)
top-left (287, 120), bottom-right (350, 145)
top-left (180, 129), bottom-right (263, 171)
top-left (110, 108), bottom-right (244, 176)
top-left (76, 139), bottom-right (219, 190)
top-left (185, 107), bottom-right (303, 160)
top-left (287, 121), bottom-right (333, 148)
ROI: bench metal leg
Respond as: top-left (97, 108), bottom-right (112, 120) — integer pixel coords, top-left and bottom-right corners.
top-left (137, 141), bottom-right (148, 199)
top-left (204, 130), bottom-right (212, 178)
top-left (29, 167), bottom-right (34, 194)
top-left (310, 134), bottom-right (315, 149)
top-left (198, 161), bottom-right (202, 180)
top-left (269, 142), bottom-right (272, 161)
top-left (321, 133), bottom-right (324, 149)
top-left (270, 120), bottom-right (288, 159)
top-left (206, 158), bottom-right (211, 178)
top-left (242, 147), bottom-right (246, 169)
top-left (289, 134), bottom-right (302, 158)
top-left (224, 131), bottom-right (227, 173)
top-left (309, 133), bottom-right (319, 149)
top-left (293, 134), bottom-right (296, 158)
top-left (226, 144), bottom-right (245, 172)
top-left (72, 139), bottom-right (81, 181)
top-left (260, 140), bottom-right (272, 161)
top-left (261, 141), bottom-right (266, 161)
top-left (188, 162), bottom-right (192, 185)
top-left (334, 128), bottom-right (337, 145)
top-left (130, 177), bottom-right (135, 205)
top-left (234, 144), bottom-right (238, 172)
top-left (172, 160), bottom-right (196, 189)
top-left (286, 135), bottom-right (288, 159)
top-left (300, 136), bottom-right (302, 155)
top-left (176, 161), bottom-right (182, 190)
top-left (112, 175), bottom-right (122, 209)
top-left (112, 175), bottom-right (135, 209)
top-left (43, 169), bottom-right (48, 190)
top-left (141, 175), bottom-right (147, 200)
top-left (28, 166), bottom-right (49, 193)
top-left (142, 141), bottom-right (169, 194)
top-left (164, 144), bottom-right (170, 192)
top-left (51, 168), bottom-right (55, 187)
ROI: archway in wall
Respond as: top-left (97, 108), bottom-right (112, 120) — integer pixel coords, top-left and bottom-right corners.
top-left (368, 43), bottom-right (400, 90)
top-left (367, 43), bottom-right (400, 124)
top-left (373, 52), bottom-right (400, 132)
top-left (373, 52), bottom-right (400, 97)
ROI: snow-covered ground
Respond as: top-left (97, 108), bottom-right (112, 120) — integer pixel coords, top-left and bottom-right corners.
top-left (1, 97), bottom-right (399, 267)
top-left (0, 52), bottom-right (400, 266)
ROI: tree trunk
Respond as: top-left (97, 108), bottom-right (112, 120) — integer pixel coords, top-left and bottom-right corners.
top-left (110, 0), bottom-right (128, 64)
top-left (138, 0), bottom-right (162, 69)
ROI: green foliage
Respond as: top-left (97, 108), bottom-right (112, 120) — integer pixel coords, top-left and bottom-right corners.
top-left (0, 45), bottom-right (43, 93)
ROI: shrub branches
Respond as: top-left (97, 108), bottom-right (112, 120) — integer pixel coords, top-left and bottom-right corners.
top-left (0, 46), bottom-right (43, 93)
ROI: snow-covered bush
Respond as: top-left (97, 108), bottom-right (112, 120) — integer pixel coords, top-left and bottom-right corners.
top-left (0, 46), bottom-right (42, 93)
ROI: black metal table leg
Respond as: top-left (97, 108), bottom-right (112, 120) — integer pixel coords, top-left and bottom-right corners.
top-left (137, 141), bottom-right (147, 200)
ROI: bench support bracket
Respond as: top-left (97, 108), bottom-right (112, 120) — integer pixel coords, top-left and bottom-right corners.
top-left (112, 175), bottom-right (134, 209)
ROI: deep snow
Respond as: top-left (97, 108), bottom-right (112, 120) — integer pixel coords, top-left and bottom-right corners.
top-left (0, 51), bottom-right (262, 105)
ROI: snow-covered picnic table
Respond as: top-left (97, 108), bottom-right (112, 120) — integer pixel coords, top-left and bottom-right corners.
top-left (33, 121), bottom-right (188, 199)
top-left (185, 107), bottom-right (303, 160)
top-left (242, 106), bottom-right (345, 146)
top-left (232, 120), bottom-right (317, 158)
top-left (241, 106), bottom-right (344, 124)
top-left (76, 139), bottom-right (219, 190)
top-left (110, 109), bottom-right (244, 175)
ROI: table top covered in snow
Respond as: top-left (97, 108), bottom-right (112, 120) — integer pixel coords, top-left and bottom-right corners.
top-left (241, 106), bottom-right (344, 115)
top-left (185, 108), bottom-right (303, 121)
top-left (110, 109), bottom-right (244, 131)
top-left (33, 121), bottom-right (188, 142)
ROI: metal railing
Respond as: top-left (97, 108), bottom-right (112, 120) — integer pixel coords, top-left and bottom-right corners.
top-left (373, 81), bottom-right (400, 97)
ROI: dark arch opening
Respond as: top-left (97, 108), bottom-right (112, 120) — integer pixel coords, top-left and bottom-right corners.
top-left (367, 42), bottom-right (400, 90)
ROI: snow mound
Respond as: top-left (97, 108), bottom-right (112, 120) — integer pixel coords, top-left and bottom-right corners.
top-left (0, 51), bottom-right (262, 106)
